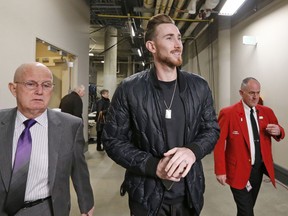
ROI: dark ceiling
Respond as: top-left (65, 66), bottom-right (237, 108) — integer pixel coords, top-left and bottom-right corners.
top-left (86, 0), bottom-right (274, 65)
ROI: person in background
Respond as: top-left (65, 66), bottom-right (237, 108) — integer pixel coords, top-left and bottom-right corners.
top-left (95, 89), bottom-right (110, 151)
top-left (214, 77), bottom-right (285, 216)
top-left (102, 14), bottom-right (219, 216)
top-left (0, 62), bottom-right (94, 216)
top-left (59, 84), bottom-right (85, 119)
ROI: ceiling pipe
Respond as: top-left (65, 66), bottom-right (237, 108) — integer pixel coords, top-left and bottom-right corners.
top-left (95, 14), bottom-right (210, 23)
top-left (205, 0), bottom-right (220, 10)
top-left (182, 14), bottom-right (203, 39)
top-left (154, 0), bottom-right (163, 15)
top-left (142, 0), bottom-right (155, 29)
top-left (172, 0), bottom-right (186, 18)
top-left (127, 14), bottom-right (135, 44)
top-left (177, 0), bottom-right (197, 30)
top-left (159, 0), bottom-right (169, 14)
top-left (200, 0), bottom-right (220, 18)
top-left (182, 0), bottom-right (220, 38)
top-left (165, 0), bottom-right (174, 15)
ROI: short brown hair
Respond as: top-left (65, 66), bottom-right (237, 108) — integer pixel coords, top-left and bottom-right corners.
top-left (100, 89), bottom-right (109, 95)
top-left (144, 14), bottom-right (175, 43)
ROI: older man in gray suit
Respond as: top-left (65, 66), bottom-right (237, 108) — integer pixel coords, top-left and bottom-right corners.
top-left (0, 62), bottom-right (94, 216)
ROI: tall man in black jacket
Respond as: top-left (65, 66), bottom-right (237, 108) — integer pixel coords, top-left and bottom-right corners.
top-left (102, 14), bottom-right (219, 216)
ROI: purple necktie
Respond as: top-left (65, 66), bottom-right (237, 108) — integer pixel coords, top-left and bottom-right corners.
top-left (5, 119), bottom-right (37, 215)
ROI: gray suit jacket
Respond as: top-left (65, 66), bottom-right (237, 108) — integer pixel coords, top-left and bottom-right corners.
top-left (0, 108), bottom-right (94, 216)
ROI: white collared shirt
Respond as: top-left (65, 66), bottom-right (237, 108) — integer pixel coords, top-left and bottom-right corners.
top-left (242, 101), bottom-right (259, 165)
top-left (13, 110), bottom-right (50, 201)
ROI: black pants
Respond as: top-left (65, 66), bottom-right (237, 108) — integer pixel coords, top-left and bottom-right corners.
top-left (130, 201), bottom-right (195, 216)
top-left (96, 130), bottom-right (103, 150)
top-left (230, 163), bottom-right (265, 216)
top-left (157, 202), bottom-right (195, 216)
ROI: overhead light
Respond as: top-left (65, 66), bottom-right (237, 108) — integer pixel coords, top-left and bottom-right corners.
top-left (243, 35), bottom-right (257, 46)
top-left (137, 49), bottom-right (142, 57)
top-left (142, 61), bottom-right (145, 66)
top-left (131, 26), bottom-right (135, 37)
top-left (128, 15), bottom-right (135, 44)
top-left (219, 0), bottom-right (246, 16)
top-left (89, 53), bottom-right (94, 56)
top-left (47, 45), bottom-right (58, 52)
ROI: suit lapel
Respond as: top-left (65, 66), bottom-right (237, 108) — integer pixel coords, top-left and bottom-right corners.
top-left (256, 106), bottom-right (265, 141)
top-left (47, 109), bottom-right (62, 193)
top-left (0, 108), bottom-right (17, 191)
top-left (235, 102), bottom-right (251, 151)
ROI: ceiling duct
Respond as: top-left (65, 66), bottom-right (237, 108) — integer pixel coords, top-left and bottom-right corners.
top-left (177, 0), bottom-right (198, 30)
top-left (182, 0), bottom-right (220, 39)
top-left (165, 0), bottom-right (174, 15)
top-left (142, 0), bottom-right (155, 29)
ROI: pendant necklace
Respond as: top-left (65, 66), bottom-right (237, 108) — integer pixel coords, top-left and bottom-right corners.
top-left (164, 80), bottom-right (177, 119)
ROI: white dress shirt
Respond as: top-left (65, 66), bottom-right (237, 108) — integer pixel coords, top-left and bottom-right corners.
top-left (13, 110), bottom-right (50, 201)
top-left (242, 101), bottom-right (259, 165)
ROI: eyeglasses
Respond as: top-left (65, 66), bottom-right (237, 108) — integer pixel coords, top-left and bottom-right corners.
top-left (15, 81), bottom-right (54, 91)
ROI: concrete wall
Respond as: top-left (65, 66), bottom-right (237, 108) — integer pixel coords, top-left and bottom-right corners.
top-left (182, 40), bottom-right (219, 113)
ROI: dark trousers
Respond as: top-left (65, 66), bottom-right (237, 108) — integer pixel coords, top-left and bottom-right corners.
top-left (96, 130), bottom-right (103, 150)
top-left (130, 201), bottom-right (195, 216)
top-left (230, 163), bottom-right (265, 216)
top-left (15, 198), bottom-right (53, 216)
top-left (157, 202), bottom-right (195, 216)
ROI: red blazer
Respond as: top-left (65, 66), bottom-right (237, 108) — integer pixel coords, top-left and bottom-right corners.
top-left (214, 101), bottom-right (285, 189)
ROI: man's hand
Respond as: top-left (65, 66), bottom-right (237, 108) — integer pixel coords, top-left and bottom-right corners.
top-left (163, 147), bottom-right (196, 179)
top-left (216, 175), bottom-right (227, 186)
top-left (156, 155), bottom-right (181, 181)
top-left (266, 124), bottom-right (281, 136)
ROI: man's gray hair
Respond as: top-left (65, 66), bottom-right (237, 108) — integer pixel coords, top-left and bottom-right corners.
top-left (73, 84), bottom-right (85, 92)
top-left (241, 77), bottom-right (260, 90)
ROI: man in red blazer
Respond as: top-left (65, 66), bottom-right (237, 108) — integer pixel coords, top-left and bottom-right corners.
top-left (214, 77), bottom-right (285, 216)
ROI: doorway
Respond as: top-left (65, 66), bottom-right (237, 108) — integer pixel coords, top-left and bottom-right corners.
top-left (35, 38), bottom-right (76, 108)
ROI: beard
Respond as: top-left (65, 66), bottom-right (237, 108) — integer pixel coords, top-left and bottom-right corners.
top-left (157, 51), bottom-right (183, 67)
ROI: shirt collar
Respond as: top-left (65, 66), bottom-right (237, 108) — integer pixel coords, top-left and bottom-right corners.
top-left (16, 110), bottom-right (48, 128)
top-left (242, 100), bottom-right (256, 115)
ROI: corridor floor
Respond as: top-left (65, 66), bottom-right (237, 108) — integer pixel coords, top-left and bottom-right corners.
top-left (70, 144), bottom-right (288, 216)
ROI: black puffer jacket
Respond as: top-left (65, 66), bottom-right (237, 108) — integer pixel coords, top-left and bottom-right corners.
top-left (102, 67), bottom-right (220, 216)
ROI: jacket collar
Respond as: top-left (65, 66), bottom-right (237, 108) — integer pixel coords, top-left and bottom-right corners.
top-left (149, 66), bottom-right (186, 93)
